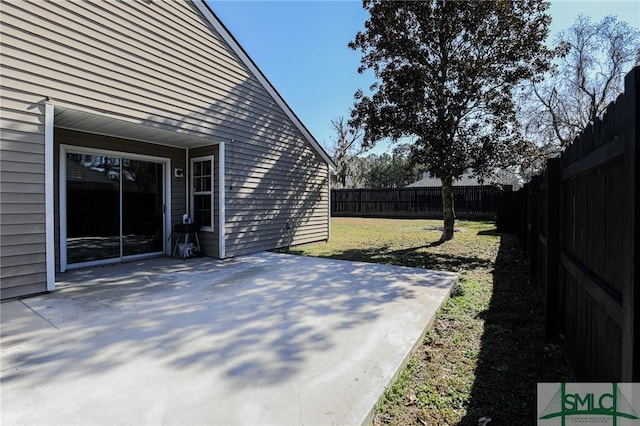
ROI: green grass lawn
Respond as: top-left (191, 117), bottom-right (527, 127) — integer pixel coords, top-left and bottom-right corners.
top-left (284, 217), bottom-right (570, 425)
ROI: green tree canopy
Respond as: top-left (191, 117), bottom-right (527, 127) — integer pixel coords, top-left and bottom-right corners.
top-left (365, 145), bottom-right (422, 189)
top-left (350, 0), bottom-right (554, 240)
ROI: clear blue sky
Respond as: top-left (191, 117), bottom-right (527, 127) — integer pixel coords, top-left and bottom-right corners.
top-left (208, 1), bottom-right (640, 155)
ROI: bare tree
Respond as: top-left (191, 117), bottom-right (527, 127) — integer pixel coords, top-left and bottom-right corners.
top-left (329, 116), bottom-right (365, 188)
top-left (524, 15), bottom-right (640, 154)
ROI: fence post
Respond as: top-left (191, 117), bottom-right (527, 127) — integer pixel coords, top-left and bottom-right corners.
top-left (520, 185), bottom-right (528, 257)
top-left (622, 66), bottom-right (639, 381)
top-left (528, 175), bottom-right (539, 284)
top-left (545, 158), bottom-right (561, 342)
top-left (496, 185), bottom-right (513, 232)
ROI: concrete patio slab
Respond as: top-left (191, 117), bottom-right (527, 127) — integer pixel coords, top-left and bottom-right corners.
top-left (1, 252), bottom-right (457, 426)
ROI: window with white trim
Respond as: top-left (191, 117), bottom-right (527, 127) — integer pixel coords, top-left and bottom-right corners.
top-left (190, 156), bottom-right (214, 231)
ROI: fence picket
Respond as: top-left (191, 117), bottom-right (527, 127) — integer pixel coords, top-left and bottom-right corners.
top-left (509, 66), bottom-right (639, 381)
top-left (331, 186), bottom-right (502, 218)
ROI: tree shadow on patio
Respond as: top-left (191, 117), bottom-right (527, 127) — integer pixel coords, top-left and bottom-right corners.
top-left (1, 252), bottom-right (454, 393)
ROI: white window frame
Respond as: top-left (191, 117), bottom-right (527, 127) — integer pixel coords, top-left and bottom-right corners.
top-left (190, 155), bottom-right (215, 232)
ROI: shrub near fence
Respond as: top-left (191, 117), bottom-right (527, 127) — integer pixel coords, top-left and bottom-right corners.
top-left (331, 186), bottom-right (504, 218)
top-left (510, 66), bottom-right (639, 381)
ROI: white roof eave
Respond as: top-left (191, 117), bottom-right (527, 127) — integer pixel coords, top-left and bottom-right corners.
top-left (193, 0), bottom-right (336, 170)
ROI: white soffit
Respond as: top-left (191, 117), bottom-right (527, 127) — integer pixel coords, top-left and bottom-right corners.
top-left (54, 107), bottom-right (219, 149)
top-left (193, 0), bottom-right (336, 169)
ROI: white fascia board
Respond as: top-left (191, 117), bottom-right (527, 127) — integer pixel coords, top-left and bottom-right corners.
top-left (193, 0), bottom-right (336, 170)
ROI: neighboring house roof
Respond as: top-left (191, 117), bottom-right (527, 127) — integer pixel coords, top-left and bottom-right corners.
top-left (406, 172), bottom-right (485, 187)
top-left (66, 159), bottom-right (118, 190)
top-left (194, 1), bottom-right (335, 170)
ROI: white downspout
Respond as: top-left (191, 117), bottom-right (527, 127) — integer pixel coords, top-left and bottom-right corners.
top-left (185, 147), bottom-right (190, 219)
top-left (164, 157), bottom-right (172, 256)
top-left (218, 141), bottom-right (226, 258)
top-left (44, 101), bottom-right (55, 290)
top-left (327, 169), bottom-right (331, 241)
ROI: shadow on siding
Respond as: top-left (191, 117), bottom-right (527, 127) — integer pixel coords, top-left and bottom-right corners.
top-left (150, 71), bottom-right (328, 256)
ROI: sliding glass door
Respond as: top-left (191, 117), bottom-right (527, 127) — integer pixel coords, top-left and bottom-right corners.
top-left (122, 159), bottom-right (163, 256)
top-left (65, 151), bottom-right (165, 266)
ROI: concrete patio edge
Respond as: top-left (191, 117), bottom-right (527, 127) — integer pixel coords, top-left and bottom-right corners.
top-left (361, 276), bottom-right (457, 425)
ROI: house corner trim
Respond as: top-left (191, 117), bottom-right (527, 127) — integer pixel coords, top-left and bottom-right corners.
top-left (45, 102), bottom-right (55, 291)
top-left (219, 141), bottom-right (226, 258)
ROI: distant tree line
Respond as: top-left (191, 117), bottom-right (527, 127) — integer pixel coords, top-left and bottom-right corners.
top-left (328, 122), bottom-right (421, 189)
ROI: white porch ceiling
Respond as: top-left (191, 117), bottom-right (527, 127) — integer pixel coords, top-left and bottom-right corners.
top-left (54, 107), bottom-right (219, 149)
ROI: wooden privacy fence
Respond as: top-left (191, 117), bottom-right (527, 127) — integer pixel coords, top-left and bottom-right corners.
top-left (512, 66), bottom-right (639, 381)
top-left (331, 186), bottom-right (504, 218)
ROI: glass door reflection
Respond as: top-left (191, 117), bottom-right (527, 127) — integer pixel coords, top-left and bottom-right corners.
top-left (66, 154), bottom-right (121, 264)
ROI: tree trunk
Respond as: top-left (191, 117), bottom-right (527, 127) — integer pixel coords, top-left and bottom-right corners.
top-left (441, 176), bottom-right (455, 241)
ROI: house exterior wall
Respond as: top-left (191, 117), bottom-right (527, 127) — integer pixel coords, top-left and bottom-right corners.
top-left (0, 96), bottom-right (47, 299)
top-left (225, 140), bottom-right (329, 256)
top-left (0, 0), bottom-right (329, 299)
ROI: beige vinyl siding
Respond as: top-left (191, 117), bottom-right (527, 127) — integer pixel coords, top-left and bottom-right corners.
top-left (225, 136), bottom-right (329, 256)
top-left (0, 1), bottom-right (292, 141)
top-left (1, 0), bottom-right (327, 161)
top-left (0, 88), bottom-right (48, 299)
top-left (1, 0), bottom-right (329, 297)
